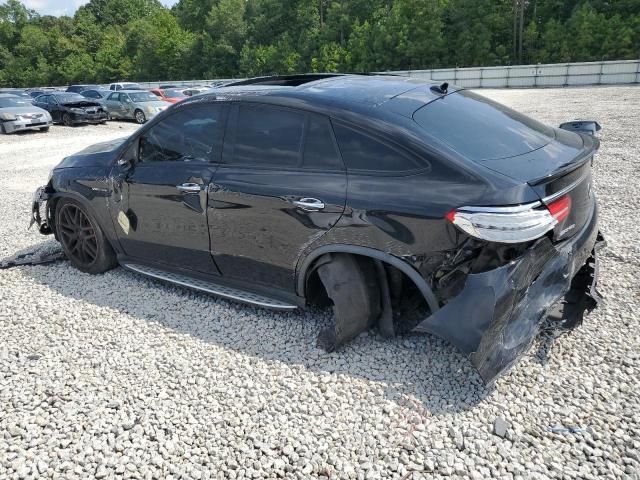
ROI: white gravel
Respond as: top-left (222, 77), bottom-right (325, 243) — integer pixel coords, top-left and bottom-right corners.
top-left (0, 88), bottom-right (639, 480)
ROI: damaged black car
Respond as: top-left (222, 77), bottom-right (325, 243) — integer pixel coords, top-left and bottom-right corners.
top-left (30, 74), bottom-right (604, 383)
top-left (33, 92), bottom-right (108, 126)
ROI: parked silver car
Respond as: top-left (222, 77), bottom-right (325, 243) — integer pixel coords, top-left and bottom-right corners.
top-left (104, 90), bottom-right (170, 124)
top-left (0, 94), bottom-right (53, 134)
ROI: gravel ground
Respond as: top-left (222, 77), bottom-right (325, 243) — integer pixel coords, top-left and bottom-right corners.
top-left (0, 88), bottom-right (638, 480)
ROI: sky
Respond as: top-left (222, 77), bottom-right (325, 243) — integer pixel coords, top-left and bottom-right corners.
top-left (21, 0), bottom-right (178, 16)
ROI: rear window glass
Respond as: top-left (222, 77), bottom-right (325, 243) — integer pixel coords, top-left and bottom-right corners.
top-left (413, 90), bottom-right (555, 161)
top-left (333, 123), bottom-right (421, 172)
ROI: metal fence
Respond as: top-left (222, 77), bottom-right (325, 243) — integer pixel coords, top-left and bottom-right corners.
top-left (381, 59), bottom-right (640, 88)
top-left (19, 60), bottom-right (640, 91)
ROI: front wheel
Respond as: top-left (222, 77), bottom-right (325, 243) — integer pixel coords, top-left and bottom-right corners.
top-left (62, 113), bottom-right (73, 127)
top-left (134, 109), bottom-right (146, 124)
top-left (55, 199), bottom-right (117, 274)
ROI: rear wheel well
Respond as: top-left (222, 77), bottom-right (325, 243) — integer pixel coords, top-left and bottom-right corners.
top-left (304, 252), bottom-right (432, 333)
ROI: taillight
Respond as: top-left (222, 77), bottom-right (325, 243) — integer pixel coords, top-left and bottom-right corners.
top-left (547, 195), bottom-right (571, 222)
top-left (446, 195), bottom-right (571, 244)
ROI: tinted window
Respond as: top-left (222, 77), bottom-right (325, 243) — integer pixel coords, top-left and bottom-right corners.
top-left (303, 116), bottom-right (343, 170)
top-left (129, 92), bottom-right (158, 102)
top-left (413, 90), bottom-right (554, 161)
top-left (83, 90), bottom-right (98, 98)
top-left (56, 93), bottom-right (85, 102)
top-left (333, 123), bottom-right (421, 172)
top-left (107, 93), bottom-right (119, 101)
top-left (233, 105), bottom-right (304, 167)
top-left (139, 105), bottom-right (225, 163)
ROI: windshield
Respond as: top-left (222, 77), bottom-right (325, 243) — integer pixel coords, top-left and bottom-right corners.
top-left (56, 93), bottom-right (88, 103)
top-left (413, 90), bottom-right (555, 161)
top-left (164, 89), bottom-right (185, 98)
top-left (129, 92), bottom-right (159, 102)
top-left (0, 97), bottom-right (33, 108)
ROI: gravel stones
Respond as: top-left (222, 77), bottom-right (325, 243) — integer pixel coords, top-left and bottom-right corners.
top-left (1, 89), bottom-right (639, 478)
top-left (493, 417), bottom-right (510, 439)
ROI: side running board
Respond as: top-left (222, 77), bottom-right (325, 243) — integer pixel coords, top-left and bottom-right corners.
top-left (122, 263), bottom-right (298, 311)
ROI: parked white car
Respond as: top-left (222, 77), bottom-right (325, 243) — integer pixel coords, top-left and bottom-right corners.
top-left (108, 82), bottom-right (143, 91)
top-left (0, 94), bottom-right (53, 134)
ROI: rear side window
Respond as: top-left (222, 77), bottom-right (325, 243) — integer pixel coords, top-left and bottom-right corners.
top-left (233, 105), bottom-right (304, 167)
top-left (303, 116), bottom-right (343, 170)
top-left (333, 123), bottom-right (422, 172)
top-left (139, 105), bottom-right (225, 163)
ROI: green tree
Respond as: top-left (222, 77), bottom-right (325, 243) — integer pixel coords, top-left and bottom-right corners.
top-left (200, 0), bottom-right (247, 77)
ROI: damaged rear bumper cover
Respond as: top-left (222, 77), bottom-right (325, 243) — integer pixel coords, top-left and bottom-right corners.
top-left (415, 202), bottom-right (604, 384)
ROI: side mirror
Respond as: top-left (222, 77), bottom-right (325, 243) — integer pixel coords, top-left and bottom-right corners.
top-left (117, 141), bottom-right (138, 170)
top-left (117, 157), bottom-right (134, 170)
top-left (559, 121), bottom-right (602, 136)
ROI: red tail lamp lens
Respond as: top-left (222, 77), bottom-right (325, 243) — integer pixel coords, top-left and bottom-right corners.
top-left (547, 195), bottom-right (571, 222)
top-left (445, 210), bottom-right (457, 223)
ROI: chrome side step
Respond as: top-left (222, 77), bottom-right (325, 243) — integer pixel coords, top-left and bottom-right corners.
top-left (122, 263), bottom-right (298, 311)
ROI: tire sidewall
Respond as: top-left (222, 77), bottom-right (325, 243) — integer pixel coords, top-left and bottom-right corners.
top-left (55, 198), bottom-right (117, 274)
top-left (134, 109), bottom-right (146, 124)
top-left (62, 113), bottom-right (72, 126)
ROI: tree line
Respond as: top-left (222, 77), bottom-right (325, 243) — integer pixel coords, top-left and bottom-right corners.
top-left (0, 0), bottom-right (638, 87)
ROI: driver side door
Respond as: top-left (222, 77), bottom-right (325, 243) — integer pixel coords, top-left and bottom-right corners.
top-left (113, 103), bottom-right (228, 274)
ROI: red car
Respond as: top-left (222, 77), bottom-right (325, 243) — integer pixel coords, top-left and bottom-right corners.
top-left (150, 88), bottom-right (187, 104)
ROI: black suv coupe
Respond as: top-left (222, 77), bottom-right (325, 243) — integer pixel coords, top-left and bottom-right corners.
top-left (31, 74), bottom-right (604, 382)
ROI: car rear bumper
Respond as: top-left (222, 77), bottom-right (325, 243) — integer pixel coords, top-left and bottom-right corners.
top-left (414, 198), bottom-right (604, 384)
top-left (2, 119), bottom-right (52, 133)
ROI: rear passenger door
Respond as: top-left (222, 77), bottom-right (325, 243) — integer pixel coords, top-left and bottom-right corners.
top-left (207, 103), bottom-right (347, 292)
top-left (106, 93), bottom-right (123, 117)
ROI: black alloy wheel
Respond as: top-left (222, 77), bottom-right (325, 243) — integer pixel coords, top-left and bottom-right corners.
top-left (57, 203), bottom-right (99, 267)
top-left (62, 113), bottom-right (73, 126)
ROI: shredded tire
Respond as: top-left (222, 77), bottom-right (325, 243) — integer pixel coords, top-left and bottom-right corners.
top-left (316, 254), bottom-right (381, 352)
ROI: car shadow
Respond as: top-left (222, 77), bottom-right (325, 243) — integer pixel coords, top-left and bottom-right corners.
top-left (6, 129), bottom-right (48, 136)
top-left (16, 241), bottom-right (494, 417)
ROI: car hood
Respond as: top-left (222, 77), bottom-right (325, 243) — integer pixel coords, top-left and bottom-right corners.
top-left (0, 106), bottom-right (50, 116)
top-left (55, 137), bottom-right (128, 169)
top-left (62, 100), bottom-right (102, 108)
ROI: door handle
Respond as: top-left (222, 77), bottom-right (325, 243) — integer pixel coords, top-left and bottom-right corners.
top-left (176, 183), bottom-right (203, 194)
top-left (292, 197), bottom-right (325, 212)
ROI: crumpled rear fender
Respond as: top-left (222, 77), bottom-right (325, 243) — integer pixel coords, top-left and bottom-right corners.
top-left (414, 202), bottom-right (604, 384)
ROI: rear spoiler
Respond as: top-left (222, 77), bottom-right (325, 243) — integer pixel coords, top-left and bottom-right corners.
top-left (559, 121), bottom-right (602, 136)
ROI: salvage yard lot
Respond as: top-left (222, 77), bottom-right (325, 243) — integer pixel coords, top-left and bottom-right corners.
top-left (0, 86), bottom-right (638, 479)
